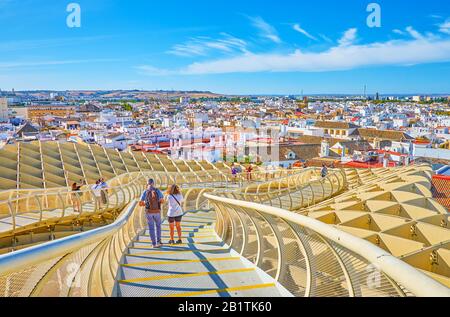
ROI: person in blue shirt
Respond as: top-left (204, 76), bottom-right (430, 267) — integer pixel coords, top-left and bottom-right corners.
top-left (321, 164), bottom-right (329, 178)
top-left (139, 179), bottom-right (165, 248)
top-left (99, 178), bottom-right (109, 205)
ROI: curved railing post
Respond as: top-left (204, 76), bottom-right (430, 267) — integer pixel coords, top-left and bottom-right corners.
top-left (308, 183), bottom-right (315, 206)
top-left (58, 191), bottom-right (66, 218)
top-left (33, 195), bottom-right (43, 222)
top-left (89, 188), bottom-right (98, 214)
top-left (7, 201), bottom-right (15, 233)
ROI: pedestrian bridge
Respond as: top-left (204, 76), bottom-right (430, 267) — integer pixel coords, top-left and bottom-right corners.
top-left (117, 209), bottom-right (291, 297)
top-left (0, 165), bottom-right (449, 297)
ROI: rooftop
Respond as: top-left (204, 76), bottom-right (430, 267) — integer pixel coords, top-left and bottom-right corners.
top-left (314, 121), bottom-right (360, 130)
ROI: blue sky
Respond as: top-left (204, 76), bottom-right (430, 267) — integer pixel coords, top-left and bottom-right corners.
top-left (0, 0), bottom-right (450, 94)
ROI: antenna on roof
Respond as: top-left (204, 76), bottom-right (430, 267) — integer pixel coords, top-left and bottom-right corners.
top-left (364, 85), bottom-right (367, 100)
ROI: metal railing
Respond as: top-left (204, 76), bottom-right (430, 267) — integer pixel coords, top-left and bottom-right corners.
top-left (222, 169), bottom-right (347, 211)
top-left (0, 179), bottom-right (222, 296)
top-left (205, 194), bottom-right (450, 297)
top-left (0, 168), bottom-right (310, 237)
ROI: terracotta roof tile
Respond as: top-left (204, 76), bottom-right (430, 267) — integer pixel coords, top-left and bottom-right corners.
top-left (314, 121), bottom-right (360, 130)
top-left (353, 128), bottom-right (414, 141)
top-left (431, 177), bottom-right (450, 210)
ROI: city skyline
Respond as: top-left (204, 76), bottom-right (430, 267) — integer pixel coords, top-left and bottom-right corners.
top-left (1, 0), bottom-right (450, 94)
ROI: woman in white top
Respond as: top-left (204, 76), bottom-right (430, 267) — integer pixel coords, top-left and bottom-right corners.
top-left (91, 180), bottom-right (103, 208)
top-left (165, 184), bottom-right (184, 244)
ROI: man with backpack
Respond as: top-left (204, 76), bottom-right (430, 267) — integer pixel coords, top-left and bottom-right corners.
top-left (139, 179), bottom-right (165, 248)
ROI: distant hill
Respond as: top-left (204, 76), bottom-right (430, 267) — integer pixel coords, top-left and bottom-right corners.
top-left (12, 90), bottom-right (225, 100)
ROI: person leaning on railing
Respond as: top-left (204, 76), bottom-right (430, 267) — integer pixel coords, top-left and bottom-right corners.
top-left (99, 178), bottom-right (109, 205)
top-left (91, 180), bottom-right (104, 209)
top-left (71, 180), bottom-right (84, 213)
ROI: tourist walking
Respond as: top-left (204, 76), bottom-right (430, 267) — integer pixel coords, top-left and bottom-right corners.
top-left (166, 184), bottom-right (184, 245)
top-left (139, 179), bottom-right (165, 248)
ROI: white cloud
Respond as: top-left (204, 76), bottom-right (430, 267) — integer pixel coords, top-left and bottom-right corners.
top-left (394, 26), bottom-right (439, 41)
top-left (338, 28), bottom-right (357, 47)
top-left (406, 26), bottom-right (425, 40)
top-left (393, 29), bottom-right (406, 36)
top-left (168, 33), bottom-right (248, 57)
top-left (177, 36), bottom-right (450, 75)
top-left (319, 34), bottom-right (333, 43)
top-left (169, 41), bottom-right (208, 57)
top-left (439, 20), bottom-right (450, 35)
top-left (249, 16), bottom-right (281, 43)
top-left (293, 24), bottom-right (317, 41)
top-left (139, 24), bottom-right (450, 76)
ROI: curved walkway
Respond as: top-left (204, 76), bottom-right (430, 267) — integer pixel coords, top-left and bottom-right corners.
top-left (116, 210), bottom-right (291, 297)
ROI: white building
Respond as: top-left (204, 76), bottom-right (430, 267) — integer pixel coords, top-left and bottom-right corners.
top-left (162, 118), bottom-right (171, 128)
top-left (180, 97), bottom-right (190, 104)
top-left (0, 98), bottom-right (8, 122)
top-left (96, 110), bottom-right (116, 126)
top-left (393, 118), bottom-right (408, 129)
top-left (102, 133), bottom-right (129, 151)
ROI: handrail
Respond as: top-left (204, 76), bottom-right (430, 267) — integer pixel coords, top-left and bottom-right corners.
top-left (0, 168), bottom-right (304, 202)
top-left (0, 165), bottom-right (313, 237)
top-left (0, 167), bottom-right (312, 240)
top-left (231, 169), bottom-right (346, 210)
top-left (0, 171), bottom-right (148, 235)
top-left (0, 201), bottom-right (138, 277)
top-left (204, 193), bottom-right (450, 297)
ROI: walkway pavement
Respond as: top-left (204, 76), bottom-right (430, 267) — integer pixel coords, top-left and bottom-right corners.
top-left (116, 210), bottom-right (291, 297)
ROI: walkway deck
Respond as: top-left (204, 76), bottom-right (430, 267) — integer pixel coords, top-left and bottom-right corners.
top-left (116, 210), bottom-right (291, 297)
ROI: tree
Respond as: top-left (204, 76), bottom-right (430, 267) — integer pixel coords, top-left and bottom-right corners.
top-left (122, 103), bottom-right (133, 111)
